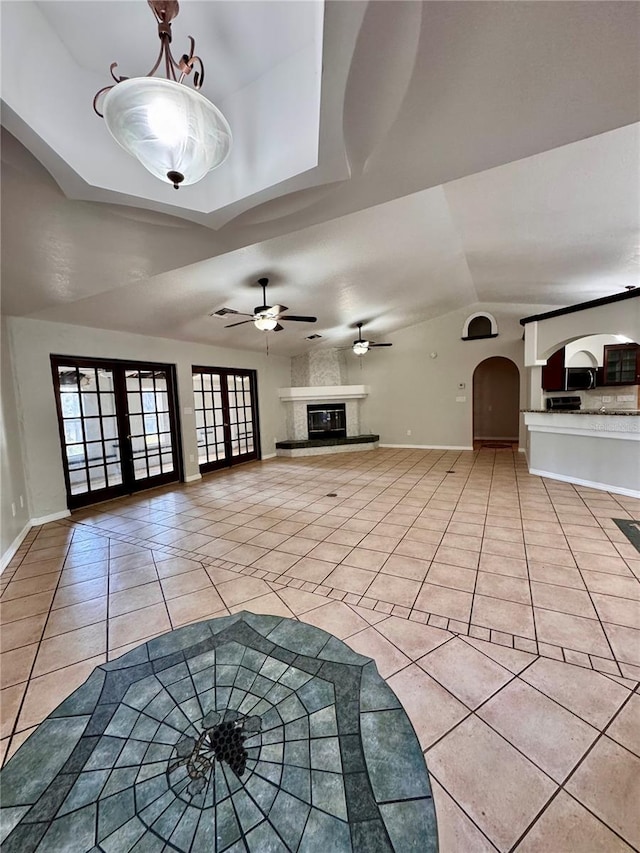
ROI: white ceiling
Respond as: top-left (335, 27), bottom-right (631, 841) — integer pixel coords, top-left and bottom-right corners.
top-left (1, 1), bottom-right (639, 356)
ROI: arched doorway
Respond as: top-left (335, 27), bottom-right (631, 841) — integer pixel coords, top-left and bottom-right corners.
top-left (473, 357), bottom-right (520, 447)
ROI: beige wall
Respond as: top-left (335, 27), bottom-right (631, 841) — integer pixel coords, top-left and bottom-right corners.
top-left (6, 317), bottom-right (290, 520)
top-left (344, 303), bottom-right (535, 449)
top-left (1, 317), bottom-right (30, 560)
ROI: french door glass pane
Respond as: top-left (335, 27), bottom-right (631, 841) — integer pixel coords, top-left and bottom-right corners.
top-left (56, 365), bottom-right (120, 497)
top-left (127, 369), bottom-right (175, 480)
top-left (193, 371), bottom-right (227, 465)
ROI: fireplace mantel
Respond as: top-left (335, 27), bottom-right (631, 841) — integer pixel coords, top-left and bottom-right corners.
top-left (278, 385), bottom-right (369, 403)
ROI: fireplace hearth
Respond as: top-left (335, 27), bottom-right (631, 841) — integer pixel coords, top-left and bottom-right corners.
top-left (307, 403), bottom-right (346, 439)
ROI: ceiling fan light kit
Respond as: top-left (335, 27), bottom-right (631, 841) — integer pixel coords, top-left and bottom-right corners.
top-left (213, 278), bottom-right (317, 335)
top-left (350, 322), bottom-right (392, 355)
top-left (94, 0), bottom-right (231, 190)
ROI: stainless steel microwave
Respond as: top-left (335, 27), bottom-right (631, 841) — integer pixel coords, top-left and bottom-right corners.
top-left (565, 367), bottom-right (597, 391)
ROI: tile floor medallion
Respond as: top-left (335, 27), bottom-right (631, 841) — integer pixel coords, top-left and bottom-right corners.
top-left (0, 612), bottom-right (437, 852)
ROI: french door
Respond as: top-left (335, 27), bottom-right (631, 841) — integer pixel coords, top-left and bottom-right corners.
top-left (192, 367), bottom-right (260, 473)
top-left (51, 356), bottom-right (182, 509)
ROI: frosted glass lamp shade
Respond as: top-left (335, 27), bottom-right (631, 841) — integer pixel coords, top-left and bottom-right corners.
top-left (254, 316), bottom-right (278, 331)
top-left (353, 341), bottom-right (369, 355)
top-left (103, 77), bottom-right (231, 188)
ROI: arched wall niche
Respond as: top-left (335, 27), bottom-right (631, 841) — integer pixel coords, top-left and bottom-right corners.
top-left (462, 312), bottom-right (498, 341)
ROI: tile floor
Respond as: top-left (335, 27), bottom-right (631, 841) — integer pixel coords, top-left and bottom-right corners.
top-left (1, 447), bottom-right (639, 851)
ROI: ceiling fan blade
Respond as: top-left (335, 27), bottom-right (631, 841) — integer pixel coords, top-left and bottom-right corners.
top-left (273, 323), bottom-right (285, 332)
top-left (270, 305), bottom-right (288, 315)
top-left (280, 315), bottom-right (318, 323)
top-left (210, 307), bottom-right (253, 317)
top-left (224, 319), bottom-right (254, 328)
top-left (369, 342), bottom-right (393, 347)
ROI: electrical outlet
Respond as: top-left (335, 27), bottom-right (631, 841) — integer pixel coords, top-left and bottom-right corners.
top-left (602, 395), bottom-right (613, 403)
top-left (456, 396), bottom-right (466, 403)
top-left (406, 429), bottom-right (412, 436)
top-left (11, 502), bottom-right (16, 518)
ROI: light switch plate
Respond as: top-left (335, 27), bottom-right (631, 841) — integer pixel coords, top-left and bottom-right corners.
top-left (456, 396), bottom-right (466, 403)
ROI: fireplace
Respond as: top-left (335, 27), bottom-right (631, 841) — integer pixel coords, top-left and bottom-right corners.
top-left (307, 403), bottom-right (347, 439)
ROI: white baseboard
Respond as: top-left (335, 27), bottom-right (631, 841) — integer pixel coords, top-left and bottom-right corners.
top-left (1, 522), bottom-right (31, 574)
top-left (379, 444), bottom-right (474, 451)
top-left (184, 473), bottom-right (202, 483)
top-left (529, 468), bottom-right (640, 499)
top-left (31, 509), bottom-right (71, 525)
top-left (261, 453), bottom-right (277, 460)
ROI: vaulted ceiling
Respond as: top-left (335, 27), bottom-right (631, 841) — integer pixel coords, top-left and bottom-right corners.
top-left (2, 1), bottom-right (639, 355)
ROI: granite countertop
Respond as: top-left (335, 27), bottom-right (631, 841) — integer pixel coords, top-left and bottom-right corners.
top-left (522, 409), bottom-right (640, 416)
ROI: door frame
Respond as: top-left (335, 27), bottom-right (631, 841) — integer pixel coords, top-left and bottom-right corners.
top-left (472, 356), bottom-right (520, 443)
top-left (192, 365), bottom-right (261, 473)
top-left (50, 354), bottom-right (184, 510)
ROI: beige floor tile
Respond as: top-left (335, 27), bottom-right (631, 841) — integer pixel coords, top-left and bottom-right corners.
top-left (345, 627), bottom-right (411, 678)
top-left (405, 525), bottom-right (445, 544)
top-left (430, 779), bottom-right (498, 853)
top-left (109, 551), bottom-right (154, 573)
top-left (472, 595), bottom-right (535, 639)
top-left (426, 716), bottom-right (556, 851)
top-left (463, 636), bottom-right (536, 674)
top-left (379, 553), bottom-right (430, 581)
top-left (479, 553), bottom-right (528, 578)
top-left (514, 790), bottom-right (635, 853)
top-left (388, 665), bottom-right (468, 749)
top-left (248, 551), bottom-right (299, 575)
top-left (160, 568), bottom-right (212, 600)
top-left (415, 583), bottom-right (473, 622)
top-left (528, 562), bottom-right (586, 589)
top-left (606, 693), bottom-right (640, 757)
top-left (109, 602), bottom-right (171, 647)
top-left (0, 682), bottom-right (26, 739)
top-left (284, 557), bottom-right (336, 584)
top-left (153, 554), bottom-right (202, 575)
top-left (418, 637), bottom-right (512, 709)
top-left (591, 593), bottom-right (640, 629)
top-left (434, 545), bottom-right (480, 570)
top-left (16, 655), bottom-right (104, 732)
top-left (300, 601), bottom-right (368, 639)
top-left (567, 537), bottom-right (621, 557)
top-left (109, 581), bottom-right (163, 618)
top-left (32, 622), bottom-right (106, 677)
top-left (1, 572), bottom-right (60, 602)
top-left (109, 565), bottom-right (158, 592)
top-left (193, 538), bottom-right (237, 559)
top-left (482, 539), bottom-right (527, 560)
top-left (223, 543), bottom-right (269, 566)
top-left (426, 562), bottom-right (476, 592)
top-left (0, 612), bottom-right (47, 652)
top-left (216, 576), bottom-right (272, 608)
top-left (275, 537), bottom-right (319, 557)
top-left (270, 586), bottom-right (328, 616)
top-left (441, 532), bottom-right (483, 552)
top-left (603, 622), bottom-right (640, 666)
top-left (229, 592), bottom-right (295, 619)
top-left (52, 577), bottom-right (108, 609)
top-left (63, 549), bottom-right (109, 570)
top-left (479, 679), bottom-right (598, 782)
top-left (306, 541), bottom-right (353, 564)
top-left (10, 558), bottom-right (63, 582)
top-left (43, 597), bottom-right (107, 638)
top-left (566, 736), bottom-right (640, 850)
top-left (521, 657), bottom-right (629, 729)
top-left (0, 590), bottom-right (55, 624)
top-left (323, 564), bottom-right (377, 595)
top-left (582, 571), bottom-right (640, 600)
top-left (59, 561), bottom-right (109, 587)
top-left (574, 552), bottom-right (633, 575)
top-left (358, 533), bottom-right (401, 553)
top-left (340, 547), bottom-right (389, 571)
top-left (364, 574), bottom-right (421, 608)
top-left (530, 581), bottom-right (597, 618)
top-left (476, 572), bottom-right (531, 605)
top-left (534, 608), bottom-right (612, 657)
top-left (392, 538), bottom-right (437, 561)
top-left (375, 615), bottom-right (451, 659)
top-left (0, 643), bottom-right (38, 689)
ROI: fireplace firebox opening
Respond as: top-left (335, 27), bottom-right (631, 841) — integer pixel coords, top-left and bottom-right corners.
top-left (307, 403), bottom-right (347, 439)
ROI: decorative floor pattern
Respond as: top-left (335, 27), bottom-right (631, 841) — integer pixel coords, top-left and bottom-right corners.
top-left (1, 447), bottom-right (639, 851)
top-left (0, 613), bottom-right (436, 852)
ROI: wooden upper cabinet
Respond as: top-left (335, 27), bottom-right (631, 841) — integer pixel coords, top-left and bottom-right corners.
top-left (603, 344), bottom-right (640, 385)
top-left (542, 347), bottom-right (565, 391)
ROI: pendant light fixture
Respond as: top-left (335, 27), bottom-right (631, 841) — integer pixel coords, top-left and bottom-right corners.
top-left (93, 0), bottom-right (231, 189)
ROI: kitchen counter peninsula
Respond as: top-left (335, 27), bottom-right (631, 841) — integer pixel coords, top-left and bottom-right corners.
top-left (522, 410), bottom-right (640, 497)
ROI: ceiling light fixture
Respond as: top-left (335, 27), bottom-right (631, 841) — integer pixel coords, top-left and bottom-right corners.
top-left (93, 0), bottom-right (231, 189)
top-left (353, 341), bottom-right (370, 356)
top-left (253, 315), bottom-right (279, 332)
